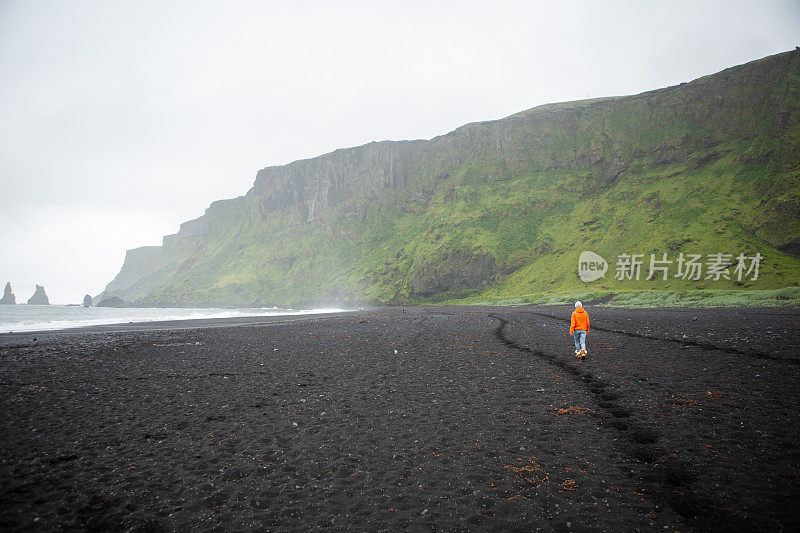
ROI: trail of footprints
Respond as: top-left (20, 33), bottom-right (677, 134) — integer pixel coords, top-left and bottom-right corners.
top-left (528, 310), bottom-right (795, 364)
top-left (489, 313), bottom-right (711, 525)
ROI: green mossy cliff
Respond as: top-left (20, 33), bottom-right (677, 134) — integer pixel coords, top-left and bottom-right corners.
top-left (99, 50), bottom-right (800, 307)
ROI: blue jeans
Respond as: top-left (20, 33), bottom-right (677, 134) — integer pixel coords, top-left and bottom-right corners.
top-left (573, 330), bottom-right (587, 352)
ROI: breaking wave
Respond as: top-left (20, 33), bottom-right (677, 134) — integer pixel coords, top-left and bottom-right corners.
top-left (0, 305), bottom-right (348, 333)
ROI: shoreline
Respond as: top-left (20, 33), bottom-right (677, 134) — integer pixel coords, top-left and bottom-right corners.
top-left (0, 310), bottom-right (354, 345)
top-left (2, 302), bottom-right (795, 342)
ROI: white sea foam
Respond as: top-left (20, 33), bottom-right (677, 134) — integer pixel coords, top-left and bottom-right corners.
top-left (0, 305), bottom-right (347, 333)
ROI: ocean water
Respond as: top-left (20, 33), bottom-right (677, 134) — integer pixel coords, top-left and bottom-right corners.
top-left (0, 305), bottom-right (346, 333)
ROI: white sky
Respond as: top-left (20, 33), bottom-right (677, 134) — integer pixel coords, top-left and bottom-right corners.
top-left (1, 0), bottom-right (798, 304)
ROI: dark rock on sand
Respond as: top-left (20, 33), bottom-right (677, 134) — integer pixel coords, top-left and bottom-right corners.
top-left (95, 296), bottom-right (126, 307)
top-left (26, 284), bottom-right (49, 305)
top-left (0, 282), bottom-right (15, 304)
top-left (82, 294), bottom-right (92, 307)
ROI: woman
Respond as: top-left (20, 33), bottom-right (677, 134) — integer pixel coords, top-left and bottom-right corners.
top-left (570, 301), bottom-right (590, 360)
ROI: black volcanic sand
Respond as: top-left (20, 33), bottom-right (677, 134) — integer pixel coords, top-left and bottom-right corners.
top-left (1, 306), bottom-right (799, 531)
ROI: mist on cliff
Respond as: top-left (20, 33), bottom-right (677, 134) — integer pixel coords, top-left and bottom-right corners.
top-left (0, 0), bottom-right (798, 303)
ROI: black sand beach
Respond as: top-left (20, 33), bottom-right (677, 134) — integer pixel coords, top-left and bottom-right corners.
top-left (1, 305), bottom-right (798, 531)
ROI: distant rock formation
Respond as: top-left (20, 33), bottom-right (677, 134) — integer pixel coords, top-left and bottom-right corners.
top-left (96, 296), bottom-right (126, 308)
top-left (83, 294), bottom-right (92, 307)
top-left (0, 282), bottom-right (15, 304)
top-left (27, 285), bottom-right (50, 305)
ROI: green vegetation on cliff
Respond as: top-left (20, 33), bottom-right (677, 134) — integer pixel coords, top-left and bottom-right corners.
top-left (100, 50), bottom-right (800, 307)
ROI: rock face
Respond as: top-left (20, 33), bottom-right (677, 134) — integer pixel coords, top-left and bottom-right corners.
top-left (409, 251), bottom-right (498, 299)
top-left (27, 285), bottom-right (50, 305)
top-left (98, 49), bottom-right (800, 306)
top-left (83, 294), bottom-right (92, 307)
top-left (96, 296), bottom-right (126, 308)
top-left (95, 246), bottom-right (162, 305)
top-left (0, 282), bottom-right (15, 304)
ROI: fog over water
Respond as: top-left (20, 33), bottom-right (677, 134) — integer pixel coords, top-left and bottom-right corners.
top-left (1, 0), bottom-right (798, 303)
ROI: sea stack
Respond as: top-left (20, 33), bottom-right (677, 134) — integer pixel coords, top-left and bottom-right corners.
top-left (0, 282), bottom-right (15, 304)
top-left (27, 285), bottom-right (50, 305)
top-left (83, 294), bottom-right (92, 307)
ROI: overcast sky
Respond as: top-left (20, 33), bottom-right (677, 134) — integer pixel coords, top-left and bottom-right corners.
top-left (1, 0), bottom-right (798, 304)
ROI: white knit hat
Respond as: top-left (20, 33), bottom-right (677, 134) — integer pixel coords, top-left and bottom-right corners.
top-left (575, 301), bottom-right (582, 308)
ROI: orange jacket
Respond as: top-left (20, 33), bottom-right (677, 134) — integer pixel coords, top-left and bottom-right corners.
top-left (570, 307), bottom-right (590, 334)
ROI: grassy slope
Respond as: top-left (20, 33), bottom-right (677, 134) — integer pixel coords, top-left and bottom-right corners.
top-left (356, 147), bottom-right (800, 305)
top-left (354, 55), bottom-right (800, 304)
top-left (127, 51), bottom-right (800, 307)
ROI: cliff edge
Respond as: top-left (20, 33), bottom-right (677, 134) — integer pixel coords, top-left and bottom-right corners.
top-left (99, 50), bottom-right (800, 307)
